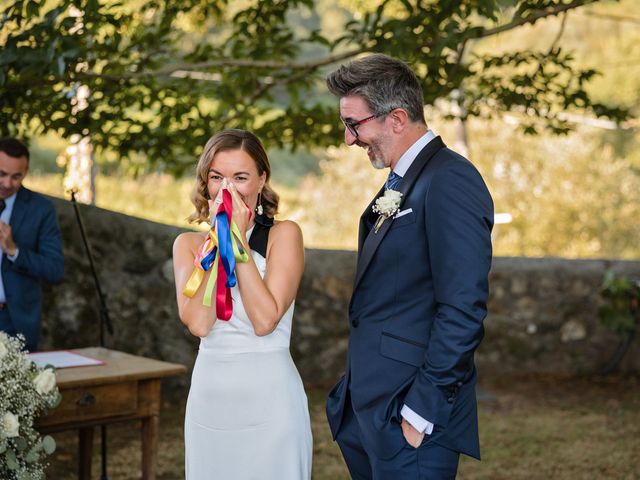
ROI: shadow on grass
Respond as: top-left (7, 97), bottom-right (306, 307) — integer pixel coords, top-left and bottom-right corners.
top-left (45, 373), bottom-right (640, 479)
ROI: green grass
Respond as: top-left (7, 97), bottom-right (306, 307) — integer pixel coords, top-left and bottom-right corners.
top-left (44, 373), bottom-right (640, 479)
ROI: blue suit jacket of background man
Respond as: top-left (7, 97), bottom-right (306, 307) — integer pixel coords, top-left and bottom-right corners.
top-left (326, 137), bottom-right (494, 460)
top-left (2, 187), bottom-right (64, 350)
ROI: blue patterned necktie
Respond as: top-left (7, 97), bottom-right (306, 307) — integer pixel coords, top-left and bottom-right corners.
top-left (386, 170), bottom-right (402, 191)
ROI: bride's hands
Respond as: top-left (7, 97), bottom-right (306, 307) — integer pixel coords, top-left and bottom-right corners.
top-left (209, 179), bottom-right (252, 243)
top-left (227, 182), bottom-right (252, 241)
top-left (208, 186), bottom-right (224, 226)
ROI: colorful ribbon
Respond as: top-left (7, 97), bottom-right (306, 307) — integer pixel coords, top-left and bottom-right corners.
top-left (182, 189), bottom-right (250, 320)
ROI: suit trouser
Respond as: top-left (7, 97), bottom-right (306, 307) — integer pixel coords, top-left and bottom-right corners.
top-left (335, 391), bottom-right (459, 480)
top-left (0, 309), bottom-right (36, 351)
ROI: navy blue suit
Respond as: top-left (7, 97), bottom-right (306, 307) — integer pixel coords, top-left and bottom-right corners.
top-left (1, 187), bottom-right (64, 351)
top-left (326, 137), bottom-right (493, 477)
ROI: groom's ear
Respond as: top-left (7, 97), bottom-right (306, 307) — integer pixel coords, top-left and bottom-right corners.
top-left (389, 108), bottom-right (410, 133)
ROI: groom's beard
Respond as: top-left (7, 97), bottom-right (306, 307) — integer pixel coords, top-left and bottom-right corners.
top-left (356, 138), bottom-right (387, 170)
top-left (370, 153), bottom-right (386, 170)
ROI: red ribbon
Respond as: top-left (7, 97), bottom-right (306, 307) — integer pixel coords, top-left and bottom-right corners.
top-left (215, 189), bottom-right (234, 320)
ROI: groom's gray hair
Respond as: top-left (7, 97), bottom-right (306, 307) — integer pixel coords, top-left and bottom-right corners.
top-left (326, 54), bottom-right (426, 124)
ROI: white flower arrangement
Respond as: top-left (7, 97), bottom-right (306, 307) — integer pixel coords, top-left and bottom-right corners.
top-left (372, 189), bottom-right (403, 233)
top-left (0, 333), bottom-right (61, 479)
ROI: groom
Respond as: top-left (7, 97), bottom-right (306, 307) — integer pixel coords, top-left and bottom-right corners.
top-left (325, 54), bottom-right (494, 479)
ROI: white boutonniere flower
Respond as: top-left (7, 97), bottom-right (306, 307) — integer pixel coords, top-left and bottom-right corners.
top-left (372, 189), bottom-right (403, 233)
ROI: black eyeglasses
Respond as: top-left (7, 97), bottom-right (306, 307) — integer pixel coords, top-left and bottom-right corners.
top-left (341, 113), bottom-right (383, 138)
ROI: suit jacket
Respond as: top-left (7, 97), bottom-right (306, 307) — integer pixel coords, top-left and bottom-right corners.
top-left (2, 187), bottom-right (64, 350)
top-left (326, 137), bottom-right (493, 460)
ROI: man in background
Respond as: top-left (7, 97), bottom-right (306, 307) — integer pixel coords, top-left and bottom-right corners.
top-left (0, 137), bottom-right (64, 351)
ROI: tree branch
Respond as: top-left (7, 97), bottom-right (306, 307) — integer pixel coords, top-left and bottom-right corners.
top-left (549, 12), bottom-right (568, 52)
top-left (76, 48), bottom-right (369, 82)
top-left (479, 0), bottom-right (597, 38)
top-left (220, 66), bottom-right (318, 125)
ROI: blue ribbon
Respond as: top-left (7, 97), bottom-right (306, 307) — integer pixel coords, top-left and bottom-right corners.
top-left (216, 210), bottom-right (237, 288)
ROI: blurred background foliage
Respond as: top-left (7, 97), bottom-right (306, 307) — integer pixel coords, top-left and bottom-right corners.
top-left (3, 0), bottom-right (639, 257)
top-left (2, 0), bottom-right (632, 164)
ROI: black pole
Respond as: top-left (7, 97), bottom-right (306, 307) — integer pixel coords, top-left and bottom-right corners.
top-left (70, 191), bottom-right (112, 480)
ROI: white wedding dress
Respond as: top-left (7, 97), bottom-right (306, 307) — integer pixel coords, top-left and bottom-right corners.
top-left (184, 226), bottom-right (312, 480)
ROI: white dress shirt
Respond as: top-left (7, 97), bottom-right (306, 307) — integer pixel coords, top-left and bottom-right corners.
top-left (0, 192), bottom-right (20, 303)
top-left (392, 129), bottom-right (436, 177)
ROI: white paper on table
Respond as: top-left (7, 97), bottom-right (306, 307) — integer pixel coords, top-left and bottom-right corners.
top-left (27, 350), bottom-right (105, 369)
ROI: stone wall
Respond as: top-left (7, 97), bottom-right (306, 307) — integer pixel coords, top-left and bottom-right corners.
top-left (39, 198), bottom-right (640, 389)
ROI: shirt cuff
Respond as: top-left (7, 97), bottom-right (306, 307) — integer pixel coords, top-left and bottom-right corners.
top-left (7, 248), bottom-right (19, 262)
top-left (401, 404), bottom-right (434, 435)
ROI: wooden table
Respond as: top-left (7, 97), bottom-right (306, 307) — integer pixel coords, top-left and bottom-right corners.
top-left (36, 347), bottom-right (186, 480)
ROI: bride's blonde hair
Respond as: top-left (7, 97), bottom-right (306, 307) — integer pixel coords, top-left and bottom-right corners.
top-left (188, 129), bottom-right (279, 224)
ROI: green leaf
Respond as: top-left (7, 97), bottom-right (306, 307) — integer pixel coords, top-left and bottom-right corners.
top-left (42, 435), bottom-right (56, 454)
top-left (25, 448), bottom-right (39, 463)
top-left (48, 391), bottom-right (62, 408)
top-left (14, 436), bottom-right (27, 451)
top-left (6, 448), bottom-right (19, 470)
top-left (26, 1), bottom-right (39, 19)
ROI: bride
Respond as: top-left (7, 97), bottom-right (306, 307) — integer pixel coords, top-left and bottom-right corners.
top-left (173, 129), bottom-right (312, 479)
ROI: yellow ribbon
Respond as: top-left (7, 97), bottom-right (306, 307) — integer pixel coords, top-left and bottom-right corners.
top-left (182, 221), bottom-right (250, 307)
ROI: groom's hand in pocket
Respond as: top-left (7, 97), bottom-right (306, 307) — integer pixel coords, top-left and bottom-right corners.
top-left (401, 418), bottom-right (425, 448)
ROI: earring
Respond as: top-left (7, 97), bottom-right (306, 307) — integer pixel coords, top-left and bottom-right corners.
top-left (256, 191), bottom-right (264, 216)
